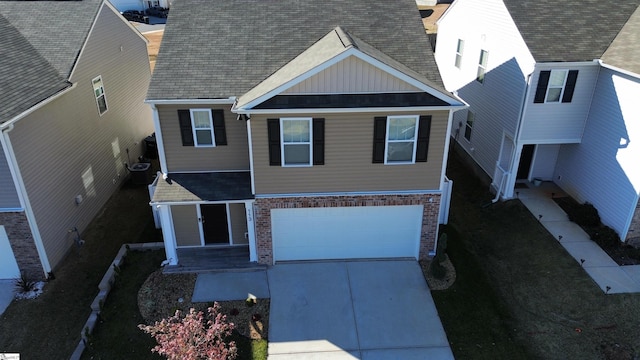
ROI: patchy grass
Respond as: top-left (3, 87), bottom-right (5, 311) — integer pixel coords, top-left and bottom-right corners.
top-left (0, 181), bottom-right (160, 359)
top-left (440, 151), bottom-right (640, 359)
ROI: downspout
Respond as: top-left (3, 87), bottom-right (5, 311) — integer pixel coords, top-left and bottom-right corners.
top-left (1, 125), bottom-right (52, 278)
top-left (148, 103), bottom-right (168, 174)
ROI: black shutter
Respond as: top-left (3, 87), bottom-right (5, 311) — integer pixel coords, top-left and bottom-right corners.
top-left (372, 117), bottom-right (387, 163)
top-left (267, 119), bottom-right (281, 166)
top-left (415, 115), bottom-right (432, 162)
top-left (312, 118), bottom-right (325, 165)
top-left (178, 110), bottom-right (194, 146)
top-left (533, 70), bottom-right (551, 103)
top-left (212, 109), bottom-right (227, 145)
top-left (562, 70), bottom-right (579, 103)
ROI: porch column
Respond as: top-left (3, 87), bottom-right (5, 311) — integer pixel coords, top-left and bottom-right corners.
top-left (245, 201), bottom-right (257, 262)
top-left (157, 204), bottom-right (178, 265)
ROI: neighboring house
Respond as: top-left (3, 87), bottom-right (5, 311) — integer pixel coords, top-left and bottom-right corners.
top-left (147, 0), bottom-right (466, 267)
top-left (435, 0), bottom-right (640, 243)
top-left (109, 0), bottom-right (170, 13)
top-left (0, 0), bottom-right (154, 279)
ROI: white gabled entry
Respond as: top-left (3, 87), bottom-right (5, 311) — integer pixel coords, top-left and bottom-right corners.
top-left (271, 205), bottom-right (423, 262)
top-left (0, 225), bottom-right (20, 279)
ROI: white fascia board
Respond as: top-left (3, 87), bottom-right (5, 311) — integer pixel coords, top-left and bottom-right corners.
top-left (534, 60), bottom-right (601, 71)
top-left (150, 199), bottom-right (253, 206)
top-left (145, 98), bottom-right (236, 105)
top-left (235, 105), bottom-right (465, 115)
top-left (255, 190), bottom-right (442, 198)
top-left (1, 84), bottom-right (75, 130)
top-left (68, 1), bottom-right (104, 80)
top-left (597, 60), bottom-right (640, 80)
top-left (435, 0), bottom-right (460, 26)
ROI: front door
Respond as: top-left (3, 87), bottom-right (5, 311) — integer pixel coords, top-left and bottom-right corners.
top-left (517, 145), bottom-right (535, 180)
top-left (200, 204), bottom-right (229, 245)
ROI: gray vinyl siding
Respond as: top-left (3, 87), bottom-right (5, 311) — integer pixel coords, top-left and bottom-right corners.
top-left (156, 105), bottom-right (250, 172)
top-left (251, 110), bottom-right (448, 194)
top-left (172, 205), bottom-right (201, 246)
top-left (229, 203), bottom-right (248, 245)
top-left (554, 67), bottom-right (640, 239)
top-left (7, 3), bottom-right (153, 269)
top-left (0, 146), bottom-right (20, 209)
top-left (520, 64), bottom-right (599, 143)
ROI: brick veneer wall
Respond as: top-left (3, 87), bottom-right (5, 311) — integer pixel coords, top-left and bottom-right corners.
top-left (627, 201), bottom-right (640, 246)
top-left (253, 193), bottom-right (441, 264)
top-left (0, 211), bottom-right (43, 279)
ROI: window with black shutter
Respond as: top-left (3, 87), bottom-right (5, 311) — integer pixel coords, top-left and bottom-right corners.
top-left (534, 70), bottom-right (579, 104)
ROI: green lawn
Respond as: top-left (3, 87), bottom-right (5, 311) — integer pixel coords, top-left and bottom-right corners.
top-left (435, 151), bottom-right (640, 359)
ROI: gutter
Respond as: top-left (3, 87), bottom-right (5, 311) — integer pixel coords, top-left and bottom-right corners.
top-left (144, 98), bottom-right (236, 105)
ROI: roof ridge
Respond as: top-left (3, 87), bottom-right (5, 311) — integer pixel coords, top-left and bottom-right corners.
top-left (334, 26), bottom-right (355, 49)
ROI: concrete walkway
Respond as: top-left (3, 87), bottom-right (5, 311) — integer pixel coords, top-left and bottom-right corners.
top-left (0, 280), bottom-right (13, 316)
top-left (517, 182), bottom-right (640, 294)
top-left (193, 260), bottom-right (453, 359)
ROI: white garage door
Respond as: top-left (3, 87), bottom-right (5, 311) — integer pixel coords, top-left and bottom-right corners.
top-left (271, 205), bottom-right (423, 262)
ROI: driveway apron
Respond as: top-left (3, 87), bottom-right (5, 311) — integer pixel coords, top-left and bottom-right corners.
top-left (268, 260), bottom-right (453, 359)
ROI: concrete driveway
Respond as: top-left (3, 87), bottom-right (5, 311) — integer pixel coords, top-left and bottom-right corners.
top-left (267, 261), bottom-right (453, 359)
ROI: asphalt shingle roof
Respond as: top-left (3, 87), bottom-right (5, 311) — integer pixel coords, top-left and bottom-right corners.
top-left (151, 172), bottom-right (254, 203)
top-left (503, 0), bottom-right (640, 63)
top-left (602, 5), bottom-right (640, 74)
top-left (0, 0), bottom-right (103, 123)
top-left (147, 0), bottom-right (442, 101)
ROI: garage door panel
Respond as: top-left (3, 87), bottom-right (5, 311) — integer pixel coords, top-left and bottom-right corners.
top-left (272, 205), bottom-right (423, 261)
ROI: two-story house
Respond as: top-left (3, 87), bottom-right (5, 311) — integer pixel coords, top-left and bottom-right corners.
top-left (0, 0), bottom-right (154, 279)
top-left (147, 0), bottom-right (466, 267)
top-left (435, 0), bottom-right (640, 244)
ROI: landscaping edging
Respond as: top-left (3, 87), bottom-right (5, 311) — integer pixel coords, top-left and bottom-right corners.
top-left (69, 242), bottom-right (164, 360)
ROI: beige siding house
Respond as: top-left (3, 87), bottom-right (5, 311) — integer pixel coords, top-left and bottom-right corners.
top-left (0, 0), bottom-right (154, 279)
top-left (147, 0), bottom-right (466, 268)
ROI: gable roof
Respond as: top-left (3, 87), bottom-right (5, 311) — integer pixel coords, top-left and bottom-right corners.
top-left (235, 27), bottom-right (458, 110)
top-left (601, 5), bottom-right (640, 75)
top-left (0, 0), bottom-right (103, 123)
top-left (147, 0), bottom-right (443, 101)
top-left (503, 0), bottom-right (640, 63)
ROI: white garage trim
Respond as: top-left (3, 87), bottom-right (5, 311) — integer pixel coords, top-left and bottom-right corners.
top-left (271, 205), bottom-right (423, 262)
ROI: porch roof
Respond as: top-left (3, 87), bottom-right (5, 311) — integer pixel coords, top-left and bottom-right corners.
top-left (151, 172), bottom-right (253, 203)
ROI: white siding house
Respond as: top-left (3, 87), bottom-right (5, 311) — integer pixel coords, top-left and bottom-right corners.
top-left (435, 0), bottom-right (640, 243)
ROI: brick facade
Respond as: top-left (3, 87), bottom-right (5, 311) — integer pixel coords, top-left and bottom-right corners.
top-left (0, 211), bottom-right (44, 279)
top-left (253, 193), bottom-right (441, 264)
top-left (627, 201), bottom-right (640, 247)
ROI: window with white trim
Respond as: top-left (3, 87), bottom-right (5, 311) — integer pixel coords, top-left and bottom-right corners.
top-left (92, 76), bottom-right (107, 115)
top-left (190, 109), bottom-right (215, 147)
top-left (385, 115), bottom-right (419, 164)
top-left (455, 39), bottom-right (464, 69)
top-left (545, 70), bottom-right (568, 102)
top-left (464, 111), bottom-right (474, 141)
top-left (280, 118), bottom-right (312, 166)
top-left (477, 50), bottom-right (488, 83)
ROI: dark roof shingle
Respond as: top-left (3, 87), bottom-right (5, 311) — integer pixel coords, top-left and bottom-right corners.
top-left (147, 0), bottom-right (441, 100)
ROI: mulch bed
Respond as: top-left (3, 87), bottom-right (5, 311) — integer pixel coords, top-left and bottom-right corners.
top-left (138, 270), bottom-right (269, 340)
top-left (420, 256), bottom-right (456, 290)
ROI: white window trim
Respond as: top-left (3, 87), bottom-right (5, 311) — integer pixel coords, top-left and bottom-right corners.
top-left (544, 69), bottom-right (569, 103)
top-left (455, 39), bottom-right (464, 69)
top-left (190, 109), bottom-right (216, 147)
top-left (91, 76), bottom-right (108, 115)
top-left (280, 117), bottom-right (313, 167)
top-left (384, 115), bottom-right (419, 165)
top-left (477, 50), bottom-right (488, 84)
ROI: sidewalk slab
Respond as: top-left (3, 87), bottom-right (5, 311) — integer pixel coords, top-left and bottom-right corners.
top-left (621, 265), bottom-right (640, 285)
top-left (561, 241), bottom-right (619, 268)
top-left (584, 266), bottom-right (640, 293)
top-left (269, 350), bottom-right (360, 359)
top-left (518, 196), bottom-right (569, 222)
top-left (542, 221), bottom-right (591, 243)
top-left (192, 270), bottom-right (269, 302)
top-left (361, 347), bottom-right (454, 360)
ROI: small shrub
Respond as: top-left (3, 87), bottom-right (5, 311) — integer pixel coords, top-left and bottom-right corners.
top-left (230, 308), bottom-right (239, 316)
top-left (139, 303), bottom-right (237, 360)
top-left (430, 261), bottom-right (447, 280)
top-left (591, 226), bottom-right (620, 249)
top-left (14, 273), bottom-right (36, 294)
top-left (430, 233), bottom-right (448, 279)
top-left (570, 202), bottom-right (601, 228)
top-left (245, 296), bottom-right (256, 308)
top-left (251, 313), bottom-right (262, 322)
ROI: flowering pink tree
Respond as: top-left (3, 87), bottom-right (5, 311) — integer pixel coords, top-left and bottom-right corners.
top-left (139, 303), bottom-right (237, 360)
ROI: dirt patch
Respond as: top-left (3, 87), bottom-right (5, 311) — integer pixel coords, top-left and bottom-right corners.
top-left (420, 256), bottom-right (456, 290)
top-left (143, 30), bottom-right (163, 72)
top-left (138, 270), bottom-right (269, 340)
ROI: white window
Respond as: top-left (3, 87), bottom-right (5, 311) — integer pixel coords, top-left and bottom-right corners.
top-left (190, 109), bottom-right (215, 147)
top-left (477, 50), bottom-right (488, 83)
top-left (385, 115), bottom-right (419, 164)
top-left (464, 111), bottom-right (474, 141)
top-left (280, 118), bottom-right (312, 166)
top-left (545, 70), bottom-right (568, 102)
top-left (455, 39), bottom-right (464, 69)
top-left (92, 76), bottom-right (107, 115)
